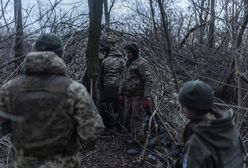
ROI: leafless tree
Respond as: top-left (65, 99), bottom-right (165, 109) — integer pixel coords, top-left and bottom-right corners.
top-left (157, 0), bottom-right (179, 92)
top-left (103, 0), bottom-right (117, 28)
top-left (208, 0), bottom-right (215, 48)
top-left (14, 0), bottom-right (24, 67)
top-left (85, 0), bottom-right (104, 97)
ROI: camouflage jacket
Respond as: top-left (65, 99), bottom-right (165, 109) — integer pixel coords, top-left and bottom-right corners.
top-left (119, 56), bottom-right (153, 97)
top-left (0, 52), bottom-right (104, 157)
top-left (100, 50), bottom-right (125, 87)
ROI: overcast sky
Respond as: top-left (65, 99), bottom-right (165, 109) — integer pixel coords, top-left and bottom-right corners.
top-left (0, 0), bottom-right (189, 29)
top-left (21, 0), bottom-right (189, 19)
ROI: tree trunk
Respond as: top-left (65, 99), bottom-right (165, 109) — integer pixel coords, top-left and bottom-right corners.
top-left (157, 0), bottom-right (179, 92)
top-left (103, 0), bottom-right (110, 28)
top-left (149, 0), bottom-right (158, 39)
top-left (236, 0), bottom-right (248, 48)
top-left (199, 0), bottom-right (206, 44)
top-left (14, 0), bottom-right (23, 68)
top-left (85, 0), bottom-right (104, 99)
top-left (208, 0), bottom-right (215, 48)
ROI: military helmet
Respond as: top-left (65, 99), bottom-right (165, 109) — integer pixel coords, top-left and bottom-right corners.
top-left (35, 33), bottom-right (63, 57)
top-left (178, 80), bottom-right (214, 111)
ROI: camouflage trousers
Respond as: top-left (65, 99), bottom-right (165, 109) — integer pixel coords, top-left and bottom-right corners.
top-left (14, 152), bottom-right (80, 168)
top-left (124, 95), bottom-right (145, 144)
top-left (100, 97), bottom-right (123, 129)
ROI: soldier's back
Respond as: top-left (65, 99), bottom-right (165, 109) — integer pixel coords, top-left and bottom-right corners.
top-left (101, 55), bottom-right (124, 86)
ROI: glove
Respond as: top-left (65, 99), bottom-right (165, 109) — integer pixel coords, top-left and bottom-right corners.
top-left (118, 96), bottom-right (124, 105)
top-left (143, 97), bottom-right (152, 109)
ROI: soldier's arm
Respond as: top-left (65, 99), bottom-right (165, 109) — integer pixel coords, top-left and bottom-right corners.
top-left (118, 60), bottom-right (125, 95)
top-left (119, 59), bottom-right (125, 81)
top-left (69, 81), bottom-right (104, 142)
top-left (0, 82), bottom-right (11, 136)
top-left (139, 62), bottom-right (153, 97)
top-left (119, 77), bottom-right (125, 96)
top-left (99, 60), bottom-right (105, 90)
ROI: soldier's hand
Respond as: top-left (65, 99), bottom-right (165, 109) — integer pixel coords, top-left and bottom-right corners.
top-left (143, 97), bottom-right (152, 109)
top-left (118, 96), bottom-right (124, 105)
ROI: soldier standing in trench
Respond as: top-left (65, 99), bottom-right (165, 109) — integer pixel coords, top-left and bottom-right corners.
top-left (99, 38), bottom-right (125, 132)
top-left (119, 43), bottom-right (153, 155)
top-left (0, 33), bottom-right (104, 168)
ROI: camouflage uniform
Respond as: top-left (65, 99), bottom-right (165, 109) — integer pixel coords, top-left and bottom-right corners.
top-left (120, 55), bottom-right (153, 144)
top-left (99, 48), bottom-right (125, 129)
top-left (0, 51), bottom-right (104, 168)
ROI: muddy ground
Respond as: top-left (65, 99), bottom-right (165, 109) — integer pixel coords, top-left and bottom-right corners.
top-left (80, 134), bottom-right (160, 168)
top-left (0, 133), bottom-right (172, 168)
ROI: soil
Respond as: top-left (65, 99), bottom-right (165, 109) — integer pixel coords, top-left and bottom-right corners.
top-left (80, 133), bottom-right (161, 168)
top-left (0, 133), bottom-right (164, 168)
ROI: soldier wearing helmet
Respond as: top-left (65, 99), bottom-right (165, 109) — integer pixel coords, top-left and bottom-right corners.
top-left (99, 37), bottom-right (125, 131)
top-left (0, 33), bottom-right (104, 168)
top-left (178, 80), bottom-right (244, 168)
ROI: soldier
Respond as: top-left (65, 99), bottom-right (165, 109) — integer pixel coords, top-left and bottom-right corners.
top-left (119, 43), bottom-right (153, 155)
top-left (178, 80), bottom-right (244, 168)
top-left (99, 39), bottom-right (125, 130)
top-left (0, 33), bottom-right (104, 168)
